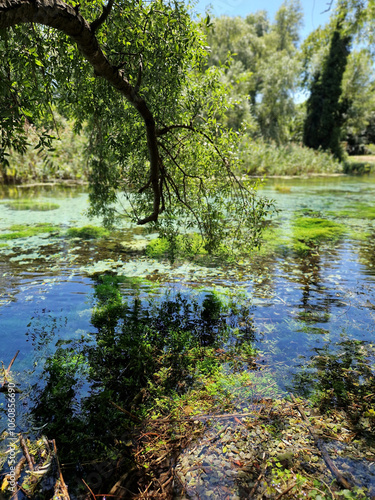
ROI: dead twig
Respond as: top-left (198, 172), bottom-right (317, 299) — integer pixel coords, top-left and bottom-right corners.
top-left (52, 439), bottom-right (70, 500)
top-left (82, 477), bottom-right (96, 499)
top-left (2, 350), bottom-right (20, 386)
top-left (110, 400), bottom-right (141, 422)
top-left (275, 481), bottom-right (297, 499)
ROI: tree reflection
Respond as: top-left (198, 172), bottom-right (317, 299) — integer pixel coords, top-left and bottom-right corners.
top-left (292, 338), bottom-right (375, 433)
top-left (31, 276), bottom-right (255, 473)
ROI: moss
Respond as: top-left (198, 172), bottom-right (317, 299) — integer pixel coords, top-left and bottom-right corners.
top-left (0, 223), bottom-right (61, 240)
top-left (292, 216), bottom-right (346, 253)
top-left (4, 200), bottom-right (60, 211)
top-left (66, 225), bottom-right (110, 239)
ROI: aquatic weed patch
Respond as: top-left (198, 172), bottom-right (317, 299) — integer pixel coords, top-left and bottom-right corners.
top-left (0, 223), bottom-right (61, 240)
top-left (66, 225), bottom-right (110, 239)
top-left (291, 216), bottom-right (346, 254)
top-left (332, 203), bottom-right (375, 220)
top-left (3, 200), bottom-right (60, 211)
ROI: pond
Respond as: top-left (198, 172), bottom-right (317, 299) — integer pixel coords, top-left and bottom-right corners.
top-left (0, 176), bottom-right (374, 498)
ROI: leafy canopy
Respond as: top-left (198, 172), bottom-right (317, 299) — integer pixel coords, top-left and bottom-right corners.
top-left (0, 0), bottom-right (273, 253)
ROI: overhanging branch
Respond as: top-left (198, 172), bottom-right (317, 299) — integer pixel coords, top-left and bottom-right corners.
top-left (90, 0), bottom-right (115, 33)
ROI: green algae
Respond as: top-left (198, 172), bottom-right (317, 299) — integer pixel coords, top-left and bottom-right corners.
top-left (4, 200), bottom-right (60, 211)
top-left (291, 216), bottom-right (347, 254)
top-left (66, 225), bottom-right (110, 239)
top-left (331, 203), bottom-right (375, 220)
top-left (0, 223), bottom-right (61, 240)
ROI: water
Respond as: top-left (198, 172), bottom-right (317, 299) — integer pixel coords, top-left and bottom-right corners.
top-left (0, 176), bottom-right (374, 497)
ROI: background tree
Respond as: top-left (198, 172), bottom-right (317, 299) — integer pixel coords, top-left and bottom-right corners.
top-left (205, 0), bottom-right (303, 144)
top-left (0, 0), bottom-right (272, 253)
top-left (302, 20), bottom-right (351, 159)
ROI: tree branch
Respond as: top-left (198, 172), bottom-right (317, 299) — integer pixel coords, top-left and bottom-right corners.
top-left (90, 0), bottom-right (115, 33)
top-left (0, 0), bottom-right (162, 224)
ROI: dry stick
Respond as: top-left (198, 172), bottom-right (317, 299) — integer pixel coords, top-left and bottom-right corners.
top-left (109, 400), bottom-right (141, 422)
top-left (52, 439), bottom-right (70, 500)
top-left (275, 481), bottom-right (297, 500)
top-left (82, 477), bottom-right (96, 500)
top-left (2, 350), bottom-right (20, 386)
top-left (13, 456), bottom-right (26, 483)
top-left (248, 469), bottom-right (265, 497)
top-left (290, 394), bottom-right (352, 490)
top-left (19, 434), bottom-right (34, 471)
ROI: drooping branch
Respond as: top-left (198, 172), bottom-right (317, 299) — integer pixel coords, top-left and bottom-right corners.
top-left (90, 0), bottom-right (115, 33)
top-left (0, 0), bottom-right (162, 223)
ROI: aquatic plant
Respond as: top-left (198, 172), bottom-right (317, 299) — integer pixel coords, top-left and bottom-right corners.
top-left (291, 216), bottom-right (346, 253)
top-left (4, 200), bottom-right (60, 211)
top-left (66, 225), bottom-right (110, 239)
top-left (0, 223), bottom-right (60, 240)
top-left (332, 203), bottom-right (375, 220)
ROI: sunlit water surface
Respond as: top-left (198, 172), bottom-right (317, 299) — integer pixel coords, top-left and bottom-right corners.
top-left (0, 177), bottom-right (374, 497)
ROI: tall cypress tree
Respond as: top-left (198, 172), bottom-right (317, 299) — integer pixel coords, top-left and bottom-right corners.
top-left (303, 23), bottom-right (351, 160)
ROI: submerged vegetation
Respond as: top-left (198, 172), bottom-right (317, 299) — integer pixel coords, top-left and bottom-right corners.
top-left (3, 200), bottom-right (60, 211)
top-left (66, 225), bottom-right (110, 240)
top-left (0, 223), bottom-right (60, 240)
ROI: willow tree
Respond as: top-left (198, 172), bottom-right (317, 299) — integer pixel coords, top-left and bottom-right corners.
top-left (0, 0), bottom-right (272, 253)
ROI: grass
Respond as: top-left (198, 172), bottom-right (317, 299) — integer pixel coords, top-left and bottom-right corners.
top-left (275, 184), bottom-right (291, 193)
top-left (240, 139), bottom-right (341, 176)
top-left (4, 200), bottom-right (60, 211)
top-left (66, 225), bottom-right (110, 239)
top-left (0, 223), bottom-right (60, 240)
top-left (343, 156), bottom-right (375, 175)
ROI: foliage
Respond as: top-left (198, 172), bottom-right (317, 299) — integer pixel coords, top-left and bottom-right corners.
top-left (1, 116), bottom-right (88, 184)
top-left (204, 1), bottom-right (303, 143)
top-left (240, 139), bottom-right (340, 176)
top-left (303, 21), bottom-right (351, 160)
top-left (0, 0), bottom-right (273, 255)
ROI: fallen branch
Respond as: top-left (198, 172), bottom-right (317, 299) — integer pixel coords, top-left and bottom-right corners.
top-left (290, 393), bottom-right (352, 490)
top-left (82, 477), bottom-right (96, 499)
top-left (52, 439), bottom-right (70, 500)
top-left (109, 400), bottom-right (141, 422)
top-left (19, 434), bottom-right (34, 471)
top-left (1, 350), bottom-right (20, 386)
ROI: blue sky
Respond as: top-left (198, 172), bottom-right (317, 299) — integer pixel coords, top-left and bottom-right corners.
top-left (193, 0), bottom-right (333, 40)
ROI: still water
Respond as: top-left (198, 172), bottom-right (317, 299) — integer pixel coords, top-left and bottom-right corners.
top-left (0, 176), bottom-right (374, 496)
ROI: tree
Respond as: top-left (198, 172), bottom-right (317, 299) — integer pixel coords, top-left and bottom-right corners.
top-left (303, 20), bottom-right (351, 159)
top-left (0, 0), bottom-right (272, 253)
top-left (204, 1), bottom-right (303, 143)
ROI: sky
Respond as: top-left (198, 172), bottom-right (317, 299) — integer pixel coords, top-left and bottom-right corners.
top-left (193, 0), bottom-right (334, 40)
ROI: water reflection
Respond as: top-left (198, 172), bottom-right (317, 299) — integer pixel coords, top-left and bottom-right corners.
top-left (27, 278), bottom-right (255, 494)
